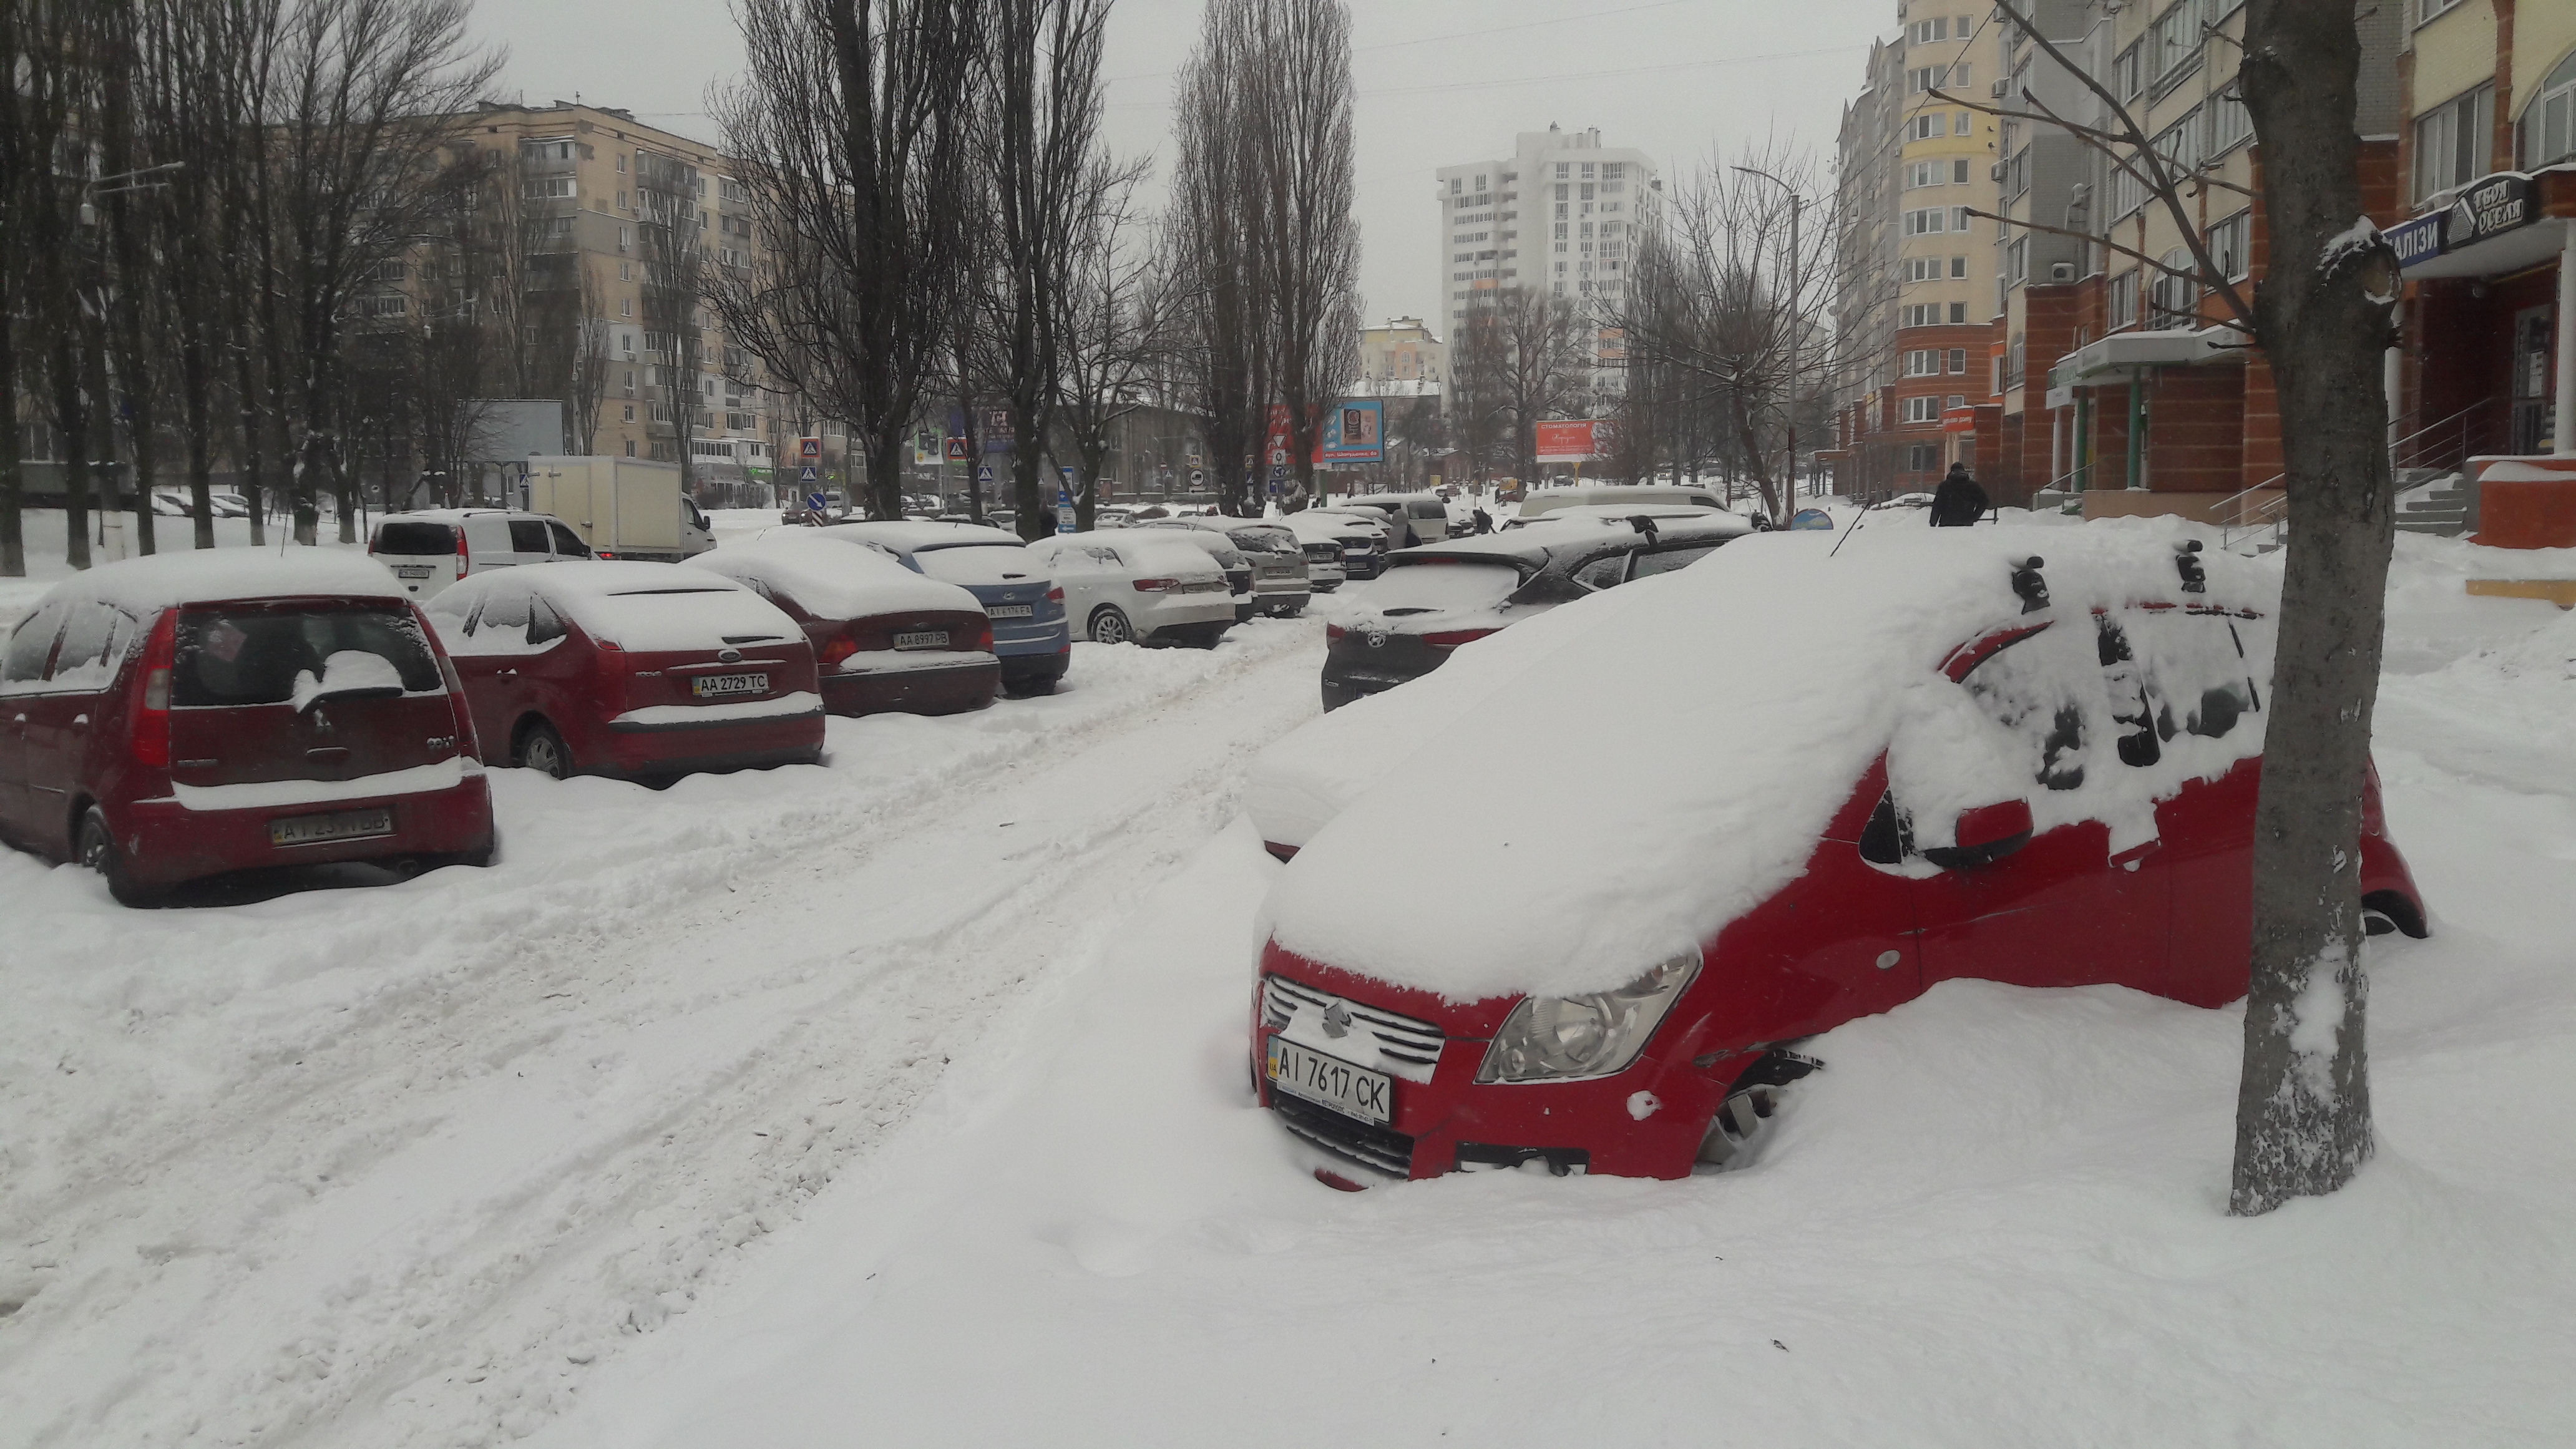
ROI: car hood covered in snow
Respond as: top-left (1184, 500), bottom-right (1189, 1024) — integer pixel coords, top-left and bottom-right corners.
top-left (1261, 522), bottom-right (2282, 1003)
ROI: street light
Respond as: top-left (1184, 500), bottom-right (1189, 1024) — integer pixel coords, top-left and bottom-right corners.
top-left (1732, 164), bottom-right (1811, 509)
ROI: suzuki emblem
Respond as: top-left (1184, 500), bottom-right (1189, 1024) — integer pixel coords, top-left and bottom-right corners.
top-left (1321, 1002), bottom-right (1354, 1038)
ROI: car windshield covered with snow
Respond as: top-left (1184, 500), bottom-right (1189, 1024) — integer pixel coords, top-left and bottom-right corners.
top-left (1256, 526), bottom-right (2424, 1186)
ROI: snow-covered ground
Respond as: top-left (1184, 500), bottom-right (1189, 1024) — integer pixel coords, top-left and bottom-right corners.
top-left (5, 522), bottom-right (2575, 1447)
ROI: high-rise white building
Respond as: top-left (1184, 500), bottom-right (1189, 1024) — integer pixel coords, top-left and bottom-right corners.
top-left (1435, 125), bottom-right (1660, 402)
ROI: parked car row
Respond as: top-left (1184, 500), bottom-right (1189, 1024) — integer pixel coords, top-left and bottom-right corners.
top-left (4, 504), bottom-right (1314, 902)
top-left (1247, 528), bottom-right (2429, 1189)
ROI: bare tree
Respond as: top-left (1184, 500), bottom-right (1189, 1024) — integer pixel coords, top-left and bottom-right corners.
top-left (1051, 178), bottom-right (1165, 529)
top-left (713, 0), bottom-right (983, 522)
top-left (1445, 293), bottom-right (1510, 485)
top-left (1166, 0), bottom-right (1269, 515)
top-left (0, 0), bottom-right (41, 574)
top-left (1964, 0), bottom-right (2403, 1214)
top-left (1242, 0), bottom-right (1357, 505)
top-left (635, 144), bottom-right (708, 492)
top-left (1484, 285), bottom-right (1589, 484)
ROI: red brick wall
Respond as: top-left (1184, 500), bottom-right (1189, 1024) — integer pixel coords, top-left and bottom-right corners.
top-left (2144, 365), bottom-right (2247, 493)
top-left (2090, 383), bottom-right (2132, 489)
top-left (2243, 353), bottom-right (2283, 488)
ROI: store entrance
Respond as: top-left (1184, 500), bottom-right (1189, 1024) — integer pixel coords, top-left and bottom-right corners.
top-left (2510, 305), bottom-right (2556, 455)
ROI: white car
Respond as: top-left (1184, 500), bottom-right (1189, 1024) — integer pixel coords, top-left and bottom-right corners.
top-left (1027, 532), bottom-right (1236, 647)
top-left (148, 490), bottom-right (193, 517)
top-left (1286, 509), bottom-right (1386, 580)
top-left (368, 508), bottom-right (595, 601)
top-left (1514, 485), bottom-right (1727, 522)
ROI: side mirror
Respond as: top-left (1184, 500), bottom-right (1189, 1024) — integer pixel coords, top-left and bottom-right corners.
top-left (1921, 798), bottom-right (2033, 871)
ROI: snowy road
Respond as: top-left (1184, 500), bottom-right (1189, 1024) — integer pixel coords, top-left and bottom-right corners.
top-left (0, 616), bottom-right (1324, 1448)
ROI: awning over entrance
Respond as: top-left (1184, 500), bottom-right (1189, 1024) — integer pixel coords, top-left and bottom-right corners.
top-left (2047, 326), bottom-right (2235, 391)
top-left (2394, 169), bottom-right (2572, 281)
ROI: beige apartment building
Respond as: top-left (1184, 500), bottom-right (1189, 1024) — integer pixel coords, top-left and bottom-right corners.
top-left (364, 101), bottom-right (799, 494)
top-left (1358, 318), bottom-right (1447, 386)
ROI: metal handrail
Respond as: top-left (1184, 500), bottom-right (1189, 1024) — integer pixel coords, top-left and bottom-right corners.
top-left (2389, 398), bottom-right (2493, 477)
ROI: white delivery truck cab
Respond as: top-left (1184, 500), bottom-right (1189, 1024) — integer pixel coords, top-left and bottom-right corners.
top-left (523, 456), bottom-right (715, 562)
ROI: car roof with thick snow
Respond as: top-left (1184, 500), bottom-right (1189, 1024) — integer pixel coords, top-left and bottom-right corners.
top-left (816, 520), bottom-right (1028, 554)
top-left (1030, 532), bottom-right (1225, 575)
top-left (427, 560), bottom-right (801, 651)
top-left (685, 533), bottom-right (982, 619)
top-left (1516, 485), bottom-right (1724, 517)
top-left (1505, 504), bottom-right (1757, 535)
top-left (31, 546), bottom-right (407, 616)
top-left (1261, 522), bottom-right (2281, 1005)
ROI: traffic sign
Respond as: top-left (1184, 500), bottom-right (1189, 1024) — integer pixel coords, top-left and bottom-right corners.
top-left (1269, 448), bottom-right (1288, 466)
top-left (798, 464), bottom-right (821, 485)
top-left (806, 492), bottom-right (828, 512)
top-left (798, 437), bottom-right (822, 462)
top-left (1188, 468), bottom-right (1204, 486)
top-left (977, 464), bottom-right (995, 484)
top-left (1269, 463), bottom-right (1287, 481)
top-left (1186, 454), bottom-right (1203, 469)
top-left (945, 436), bottom-right (970, 462)
top-left (1055, 485), bottom-right (1074, 535)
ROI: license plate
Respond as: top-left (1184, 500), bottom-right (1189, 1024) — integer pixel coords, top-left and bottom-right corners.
top-left (394, 564), bottom-right (434, 578)
top-left (892, 630), bottom-right (950, 650)
top-left (269, 807), bottom-right (393, 847)
top-left (987, 604), bottom-right (1034, 619)
top-left (1266, 1038), bottom-right (1392, 1126)
top-left (690, 672), bottom-right (769, 698)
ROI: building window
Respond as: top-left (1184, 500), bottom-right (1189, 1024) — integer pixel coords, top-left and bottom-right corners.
top-left (1907, 443), bottom-right (1941, 471)
top-left (2152, 0), bottom-right (2202, 85)
top-left (1952, 159), bottom-right (1971, 184)
top-left (2416, 0), bottom-right (2463, 22)
top-left (2009, 236), bottom-right (2029, 287)
top-left (358, 294), bottom-right (406, 318)
top-left (2416, 83), bottom-right (2495, 200)
top-left (2207, 89), bottom-right (2253, 155)
top-left (2151, 247), bottom-right (2199, 326)
top-left (2208, 210), bottom-right (2250, 281)
top-left (1907, 160), bottom-right (1945, 188)
top-left (2109, 160), bottom-right (2148, 220)
top-left (2519, 51), bottom-right (2576, 168)
top-left (2110, 270), bottom-right (2140, 330)
top-left (1910, 114), bottom-right (1943, 141)
top-left (521, 177), bottom-right (575, 200)
top-left (623, 404), bottom-right (635, 422)
top-left (2115, 43), bottom-right (2142, 100)
top-left (1949, 301), bottom-right (1967, 323)
top-left (1948, 348), bottom-right (1969, 373)
top-left (1952, 255), bottom-right (1968, 278)
top-left (1911, 16), bottom-right (1948, 42)
top-left (1950, 207), bottom-right (1971, 234)
top-left (1904, 349), bottom-right (1942, 376)
top-left (1905, 207), bottom-right (1948, 235)
top-left (2154, 110), bottom-right (2203, 179)
top-left (1903, 395), bottom-right (1942, 423)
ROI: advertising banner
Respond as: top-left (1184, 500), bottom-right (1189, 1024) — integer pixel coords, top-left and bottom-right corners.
top-left (1533, 419), bottom-right (1604, 462)
top-left (1319, 400), bottom-right (1385, 464)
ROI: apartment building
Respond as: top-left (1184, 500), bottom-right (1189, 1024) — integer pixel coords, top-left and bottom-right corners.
top-left (2391, 0), bottom-right (2576, 469)
top-left (1827, 6), bottom-right (2006, 498)
top-left (1435, 125), bottom-right (1660, 406)
top-left (366, 101), bottom-right (787, 493)
top-left (1358, 316), bottom-right (1447, 386)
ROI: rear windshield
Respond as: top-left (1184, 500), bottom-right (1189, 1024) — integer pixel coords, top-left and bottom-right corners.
top-left (173, 606), bottom-right (442, 707)
top-left (1367, 559), bottom-right (1523, 613)
top-left (376, 521), bottom-right (457, 556)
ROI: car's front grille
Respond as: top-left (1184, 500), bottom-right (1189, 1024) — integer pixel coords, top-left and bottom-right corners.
top-left (1271, 1093), bottom-right (1416, 1178)
top-left (1261, 974), bottom-right (1443, 1082)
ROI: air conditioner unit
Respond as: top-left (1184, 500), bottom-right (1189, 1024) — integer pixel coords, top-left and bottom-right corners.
top-left (1991, 79), bottom-right (2010, 98)
top-left (2051, 261), bottom-right (2076, 283)
top-left (1991, 160), bottom-right (2009, 181)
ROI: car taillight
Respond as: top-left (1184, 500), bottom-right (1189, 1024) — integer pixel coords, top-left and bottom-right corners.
top-left (1422, 628), bottom-right (1498, 650)
top-left (1045, 585), bottom-right (1065, 605)
top-left (418, 605), bottom-right (482, 758)
top-left (453, 527), bottom-right (468, 577)
top-left (130, 611), bottom-right (176, 768)
top-left (821, 634), bottom-right (859, 666)
top-left (1132, 577), bottom-right (1178, 593)
top-left (968, 616), bottom-right (993, 651)
top-left (1325, 623), bottom-right (1347, 641)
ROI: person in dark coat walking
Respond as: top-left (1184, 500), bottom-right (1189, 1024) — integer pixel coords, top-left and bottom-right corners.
top-left (1471, 505), bottom-right (1493, 534)
top-left (1929, 463), bottom-right (1989, 527)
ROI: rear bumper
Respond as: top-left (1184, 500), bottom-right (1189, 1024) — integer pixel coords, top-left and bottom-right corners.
top-left (1320, 655), bottom-right (1438, 710)
top-left (1137, 596), bottom-right (1238, 637)
top-left (597, 711), bottom-right (825, 777)
top-left (115, 771), bottom-right (495, 887)
top-left (999, 646), bottom-right (1071, 687)
top-left (820, 659), bottom-right (1000, 716)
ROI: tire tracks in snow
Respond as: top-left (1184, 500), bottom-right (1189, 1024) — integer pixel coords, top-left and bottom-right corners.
top-left (0, 625), bottom-right (1322, 1449)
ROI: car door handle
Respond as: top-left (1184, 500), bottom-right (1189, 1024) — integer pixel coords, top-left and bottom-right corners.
top-left (499, 668), bottom-right (518, 677)
top-left (306, 746), bottom-right (351, 763)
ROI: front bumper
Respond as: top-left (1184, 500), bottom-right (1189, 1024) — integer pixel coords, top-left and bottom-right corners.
top-left (116, 771), bottom-right (495, 888)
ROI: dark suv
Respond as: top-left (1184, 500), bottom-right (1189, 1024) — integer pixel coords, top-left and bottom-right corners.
top-left (1320, 515), bottom-right (1750, 710)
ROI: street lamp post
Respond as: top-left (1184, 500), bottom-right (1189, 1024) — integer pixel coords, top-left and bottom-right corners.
top-left (1733, 164), bottom-right (1808, 514)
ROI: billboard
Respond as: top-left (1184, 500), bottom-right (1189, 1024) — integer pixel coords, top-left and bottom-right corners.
top-left (1319, 400), bottom-right (1385, 464)
top-left (1534, 419), bottom-right (1605, 462)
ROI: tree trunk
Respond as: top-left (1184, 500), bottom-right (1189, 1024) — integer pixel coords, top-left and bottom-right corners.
top-left (1, 306), bottom-right (22, 577)
top-left (2229, 0), bottom-right (2398, 1216)
top-left (53, 328), bottom-right (90, 571)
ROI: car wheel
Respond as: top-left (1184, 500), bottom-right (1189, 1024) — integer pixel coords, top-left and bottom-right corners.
top-left (517, 720), bottom-right (573, 779)
top-left (1088, 607), bottom-right (1133, 645)
top-left (1695, 1050), bottom-right (1822, 1171)
top-left (77, 806), bottom-right (158, 906)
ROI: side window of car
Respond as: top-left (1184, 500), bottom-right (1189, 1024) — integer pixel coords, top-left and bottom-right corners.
top-left (472, 587), bottom-right (531, 638)
top-left (2116, 609), bottom-right (2264, 745)
top-left (526, 595), bottom-right (568, 646)
top-left (2095, 615), bottom-right (2161, 768)
top-left (547, 520), bottom-right (591, 558)
top-left (1961, 632), bottom-right (2089, 791)
top-left (1, 601), bottom-right (69, 689)
top-left (508, 519), bottom-right (551, 554)
top-left (46, 603), bottom-right (135, 690)
top-left (1571, 554), bottom-right (1628, 590)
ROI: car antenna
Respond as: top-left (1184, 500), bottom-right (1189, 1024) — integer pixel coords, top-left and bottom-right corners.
top-left (1827, 499), bottom-right (1871, 559)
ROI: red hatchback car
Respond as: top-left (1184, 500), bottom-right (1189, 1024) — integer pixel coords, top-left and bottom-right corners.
top-left (684, 533), bottom-right (1000, 717)
top-left (1250, 530), bottom-right (2427, 1184)
top-left (0, 550), bottom-right (495, 903)
top-left (426, 562), bottom-right (825, 780)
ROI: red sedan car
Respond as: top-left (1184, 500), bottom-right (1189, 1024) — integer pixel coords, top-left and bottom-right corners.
top-left (425, 562), bottom-right (824, 781)
top-left (685, 533), bottom-right (1000, 717)
top-left (0, 550), bottom-right (494, 903)
top-left (1250, 530), bottom-right (2426, 1185)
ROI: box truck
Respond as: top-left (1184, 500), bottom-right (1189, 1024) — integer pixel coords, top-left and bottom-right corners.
top-left (522, 457), bottom-right (714, 562)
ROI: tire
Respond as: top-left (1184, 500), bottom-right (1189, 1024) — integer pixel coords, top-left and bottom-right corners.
top-left (77, 806), bottom-right (159, 907)
top-left (1088, 607), bottom-right (1134, 645)
top-left (517, 720), bottom-right (573, 779)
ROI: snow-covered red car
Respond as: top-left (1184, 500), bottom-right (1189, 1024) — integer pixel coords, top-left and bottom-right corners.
top-left (1251, 527), bottom-right (2427, 1185)
top-left (685, 533), bottom-right (999, 717)
top-left (426, 562), bottom-right (823, 781)
top-left (0, 550), bottom-right (495, 902)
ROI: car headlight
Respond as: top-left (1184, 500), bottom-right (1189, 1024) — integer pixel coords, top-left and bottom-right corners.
top-left (1475, 953), bottom-right (1700, 1084)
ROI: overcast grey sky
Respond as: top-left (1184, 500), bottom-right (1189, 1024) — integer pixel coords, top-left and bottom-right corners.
top-left (479, 0), bottom-right (1890, 332)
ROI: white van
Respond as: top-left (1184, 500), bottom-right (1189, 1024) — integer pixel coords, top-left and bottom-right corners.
top-left (368, 508), bottom-right (594, 600)
top-left (1514, 485), bottom-right (1727, 522)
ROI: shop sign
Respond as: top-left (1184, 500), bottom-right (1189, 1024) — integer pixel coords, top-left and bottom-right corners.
top-left (2387, 210), bottom-right (2446, 268)
top-left (2447, 173), bottom-right (2535, 248)
top-left (1940, 406), bottom-right (1978, 434)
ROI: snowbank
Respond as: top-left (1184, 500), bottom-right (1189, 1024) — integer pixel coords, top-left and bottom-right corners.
top-left (1265, 525), bottom-right (2280, 1002)
top-left (685, 532), bottom-right (985, 620)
